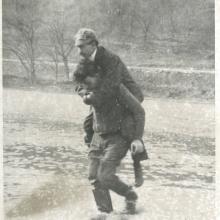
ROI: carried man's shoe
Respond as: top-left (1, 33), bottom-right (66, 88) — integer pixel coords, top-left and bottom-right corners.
top-left (134, 162), bottom-right (144, 187)
top-left (124, 188), bottom-right (138, 214)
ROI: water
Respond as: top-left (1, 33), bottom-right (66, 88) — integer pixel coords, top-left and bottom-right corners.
top-left (3, 89), bottom-right (215, 220)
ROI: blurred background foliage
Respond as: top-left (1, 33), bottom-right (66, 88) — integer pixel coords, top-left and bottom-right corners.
top-left (2, 0), bottom-right (214, 83)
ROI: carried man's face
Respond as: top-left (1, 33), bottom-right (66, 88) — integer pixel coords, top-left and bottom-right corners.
top-left (76, 42), bottom-right (96, 59)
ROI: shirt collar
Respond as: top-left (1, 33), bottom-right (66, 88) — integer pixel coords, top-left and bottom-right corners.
top-left (89, 48), bottom-right (97, 61)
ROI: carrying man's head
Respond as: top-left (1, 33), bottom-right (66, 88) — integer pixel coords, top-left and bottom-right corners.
top-left (74, 59), bottom-right (101, 90)
top-left (75, 28), bottom-right (98, 59)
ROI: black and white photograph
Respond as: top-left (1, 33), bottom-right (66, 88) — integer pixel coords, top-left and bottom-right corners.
top-left (2, 0), bottom-right (216, 219)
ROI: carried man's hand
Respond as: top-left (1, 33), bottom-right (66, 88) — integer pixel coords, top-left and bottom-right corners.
top-left (131, 140), bottom-right (144, 155)
top-left (83, 91), bottom-right (95, 105)
top-left (131, 139), bottom-right (144, 155)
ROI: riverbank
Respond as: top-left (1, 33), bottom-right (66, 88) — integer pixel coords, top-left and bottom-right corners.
top-left (3, 59), bottom-right (214, 101)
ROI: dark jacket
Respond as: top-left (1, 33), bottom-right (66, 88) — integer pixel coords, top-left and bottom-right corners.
top-left (75, 46), bottom-right (145, 139)
top-left (76, 83), bottom-right (145, 139)
top-left (75, 85), bottom-right (122, 135)
top-left (92, 46), bottom-right (144, 106)
top-left (118, 84), bottom-right (145, 141)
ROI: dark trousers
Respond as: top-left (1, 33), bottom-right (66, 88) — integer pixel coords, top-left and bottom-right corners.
top-left (88, 132), bottom-right (130, 197)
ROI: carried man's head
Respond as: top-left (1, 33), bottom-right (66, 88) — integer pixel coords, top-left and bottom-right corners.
top-left (75, 28), bottom-right (98, 59)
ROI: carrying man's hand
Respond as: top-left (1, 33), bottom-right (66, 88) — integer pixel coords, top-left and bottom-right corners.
top-left (131, 139), bottom-right (144, 155)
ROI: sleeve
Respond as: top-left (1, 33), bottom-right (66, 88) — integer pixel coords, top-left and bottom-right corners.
top-left (74, 83), bottom-right (104, 107)
top-left (117, 61), bottom-right (144, 103)
top-left (83, 109), bottom-right (94, 145)
top-left (82, 90), bottom-right (104, 107)
top-left (95, 54), bottom-right (144, 105)
top-left (92, 55), bottom-right (122, 105)
top-left (75, 85), bottom-right (97, 106)
top-left (118, 84), bottom-right (145, 140)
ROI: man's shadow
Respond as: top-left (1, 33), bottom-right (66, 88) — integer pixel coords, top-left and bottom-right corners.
top-left (6, 174), bottom-right (90, 218)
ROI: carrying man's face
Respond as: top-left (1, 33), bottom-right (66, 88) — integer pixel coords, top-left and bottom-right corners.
top-left (82, 74), bottom-right (100, 90)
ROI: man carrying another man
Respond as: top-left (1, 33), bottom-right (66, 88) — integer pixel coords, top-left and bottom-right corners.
top-left (74, 28), bottom-right (148, 214)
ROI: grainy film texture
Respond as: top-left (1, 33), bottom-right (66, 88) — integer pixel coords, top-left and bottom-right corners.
top-left (2, 0), bottom-right (215, 219)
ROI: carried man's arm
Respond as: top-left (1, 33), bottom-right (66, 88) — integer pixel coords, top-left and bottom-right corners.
top-left (118, 84), bottom-right (145, 140)
top-left (94, 49), bottom-right (144, 106)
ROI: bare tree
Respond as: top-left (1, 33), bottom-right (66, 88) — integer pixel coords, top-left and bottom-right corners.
top-left (3, 0), bottom-right (42, 84)
top-left (131, 0), bottom-right (156, 44)
top-left (45, 47), bottom-right (59, 82)
top-left (3, 0), bottom-right (214, 72)
top-left (47, 12), bottom-right (74, 81)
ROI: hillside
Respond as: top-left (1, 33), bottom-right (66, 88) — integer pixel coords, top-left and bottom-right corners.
top-left (2, 0), bottom-right (214, 66)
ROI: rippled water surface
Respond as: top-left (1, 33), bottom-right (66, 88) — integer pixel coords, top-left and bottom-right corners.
top-left (3, 89), bottom-right (215, 220)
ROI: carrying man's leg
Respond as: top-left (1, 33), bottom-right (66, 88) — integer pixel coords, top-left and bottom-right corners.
top-left (88, 151), bottom-right (113, 213)
top-left (97, 134), bottom-right (138, 214)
